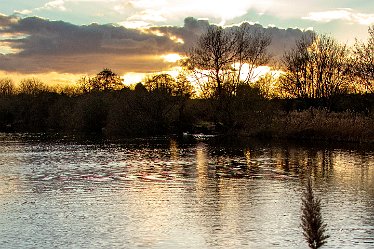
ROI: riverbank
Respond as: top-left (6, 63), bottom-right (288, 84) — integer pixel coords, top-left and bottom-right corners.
top-left (238, 108), bottom-right (374, 144)
top-left (0, 90), bottom-right (373, 144)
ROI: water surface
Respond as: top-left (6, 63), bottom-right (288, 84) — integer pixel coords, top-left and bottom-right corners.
top-left (0, 134), bottom-right (373, 248)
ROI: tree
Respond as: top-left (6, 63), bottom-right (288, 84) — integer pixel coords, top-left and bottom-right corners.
top-left (78, 68), bottom-right (123, 92)
top-left (144, 73), bottom-right (194, 97)
top-left (175, 73), bottom-right (195, 98)
top-left (252, 72), bottom-right (280, 99)
top-left (301, 176), bottom-right (329, 249)
top-left (18, 78), bottom-right (48, 95)
top-left (77, 76), bottom-right (94, 94)
top-left (143, 72), bottom-right (194, 132)
top-left (95, 68), bottom-right (123, 91)
top-left (184, 24), bottom-right (271, 99)
top-left (0, 78), bottom-right (15, 96)
top-left (351, 25), bottom-right (374, 93)
top-left (280, 33), bottom-right (350, 98)
top-left (144, 73), bottom-right (177, 95)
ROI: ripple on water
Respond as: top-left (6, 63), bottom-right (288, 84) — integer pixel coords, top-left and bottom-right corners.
top-left (0, 134), bottom-right (373, 248)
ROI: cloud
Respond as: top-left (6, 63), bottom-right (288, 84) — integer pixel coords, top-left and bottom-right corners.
top-left (0, 14), bottom-right (18, 28)
top-left (3, 16), bottom-right (181, 56)
top-left (14, 9), bottom-right (33, 16)
top-left (14, 0), bottom-right (121, 16)
top-left (303, 8), bottom-right (374, 25)
top-left (0, 15), bottom-right (310, 75)
top-left (0, 15), bottom-right (180, 74)
top-left (119, 20), bottom-right (150, 29)
top-left (148, 17), bottom-right (311, 60)
top-left (38, 0), bottom-right (67, 11)
top-left (121, 0), bottom-right (273, 25)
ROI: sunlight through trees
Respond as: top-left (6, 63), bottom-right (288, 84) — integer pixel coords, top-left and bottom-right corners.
top-left (184, 24), bottom-right (271, 99)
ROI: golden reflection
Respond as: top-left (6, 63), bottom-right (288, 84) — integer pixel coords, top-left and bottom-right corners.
top-left (268, 145), bottom-right (374, 193)
top-left (332, 151), bottom-right (374, 191)
top-left (0, 148), bottom-right (22, 201)
top-left (169, 139), bottom-right (179, 161)
top-left (196, 143), bottom-right (208, 194)
top-left (0, 175), bottom-right (19, 198)
top-left (244, 148), bottom-right (251, 166)
top-left (196, 143), bottom-right (208, 174)
top-left (119, 182), bottom-right (183, 247)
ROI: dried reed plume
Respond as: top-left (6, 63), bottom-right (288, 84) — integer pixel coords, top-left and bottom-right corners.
top-left (301, 176), bottom-right (330, 249)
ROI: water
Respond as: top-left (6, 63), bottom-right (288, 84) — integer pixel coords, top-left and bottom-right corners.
top-left (0, 133), bottom-right (373, 249)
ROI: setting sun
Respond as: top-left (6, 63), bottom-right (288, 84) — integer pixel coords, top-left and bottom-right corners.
top-left (161, 53), bottom-right (183, 63)
top-left (0, 1), bottom-right (373, 248)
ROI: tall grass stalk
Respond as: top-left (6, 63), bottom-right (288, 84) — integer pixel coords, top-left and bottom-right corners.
top-left (301, 176), bottom-right (329, 249)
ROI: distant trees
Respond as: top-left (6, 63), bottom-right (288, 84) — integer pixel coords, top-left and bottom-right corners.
top-left (143, 72), bottom-right (195, 133)
top-left (78, 68), bottom-right (123, 92)
top-left (18, 78), bottom-right (48, 95)
top-left (184, 24), bottom-right (271, 99)
top-left (280, 33), bottom-right (350, 98)
top-left (351, 25), bottom-right (374, 93)
top-left (145, 73), bottom-right (175, 94)
top-left (0, 78), bottom-right (15, 96)
top-left (144, 73), bottom-right (194, 97)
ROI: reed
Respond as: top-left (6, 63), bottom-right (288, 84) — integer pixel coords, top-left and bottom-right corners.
top-left (269, 108), bottom-right (374, 142)
top-left (301, 176), bottom-right (329, 249)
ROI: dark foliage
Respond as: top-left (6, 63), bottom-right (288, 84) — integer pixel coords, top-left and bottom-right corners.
top-left (0, 84), bottom-right (373, 143)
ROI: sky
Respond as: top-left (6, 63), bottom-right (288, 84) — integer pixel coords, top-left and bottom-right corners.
top-left (0, 0), bottom-right (373, 85)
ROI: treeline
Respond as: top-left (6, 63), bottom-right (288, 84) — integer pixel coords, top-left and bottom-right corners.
top-left (0, 25), bottom-right (373, 142)
top-left (0, 75), bottom-right (373, 142)
top-left (0, 78), bottom-right (189, 137)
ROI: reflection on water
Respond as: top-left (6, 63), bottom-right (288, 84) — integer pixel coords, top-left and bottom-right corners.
top-left (0, 134), bottom-right (373, 248)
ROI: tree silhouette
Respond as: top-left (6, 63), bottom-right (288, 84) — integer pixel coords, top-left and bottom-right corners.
top-left (18, 78), bottom-right (48, 95)
top-left (78, 68), bottom-right (123, 92)
top-left (351, 25), bottom-right (374, 93)
top-left (184, 24), bottom-right (271, 99)
top-left (280, 33), bottom-right (350, 98)
top-left (144, 73), bottom-right (194, 97)
top-left (0, 78), bottom-right (15, 96)
top-left (94, 68), bottom-right (123, 91)
top-left (145, 73), bottom-right (176, 95)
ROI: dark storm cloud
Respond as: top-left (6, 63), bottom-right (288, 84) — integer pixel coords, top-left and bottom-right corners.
top-left (0, 15), bottom-right (311, 74)
top-left (1, 16), bottom-right (178, 56)
top-left (150, 17), bottom-right (313, 60)
top-left (0, 15), bottom-right (179, 74)
top-left (0, 14), bottom-right (17, 28)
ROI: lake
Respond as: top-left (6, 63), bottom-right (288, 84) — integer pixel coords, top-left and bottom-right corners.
top-left (0, 133), bottom-right (373, 249)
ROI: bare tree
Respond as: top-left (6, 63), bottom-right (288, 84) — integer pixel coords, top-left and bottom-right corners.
top-left (280, 33), bottom-right (350, 98)
top-left (77, 76), bottom-right (93, 94)
top-left (351, 25), bottom-right (374, 93)
top-left (252, 72), bottom-right (280, 99)
top-left (18, 78), bottom-right (48, 95)
top-left (184, 24), bottom-right (271, 99)
top-left (175, 73), bottom-right (195, 98)
top-left (0, 78), bottom-right (15, 96)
